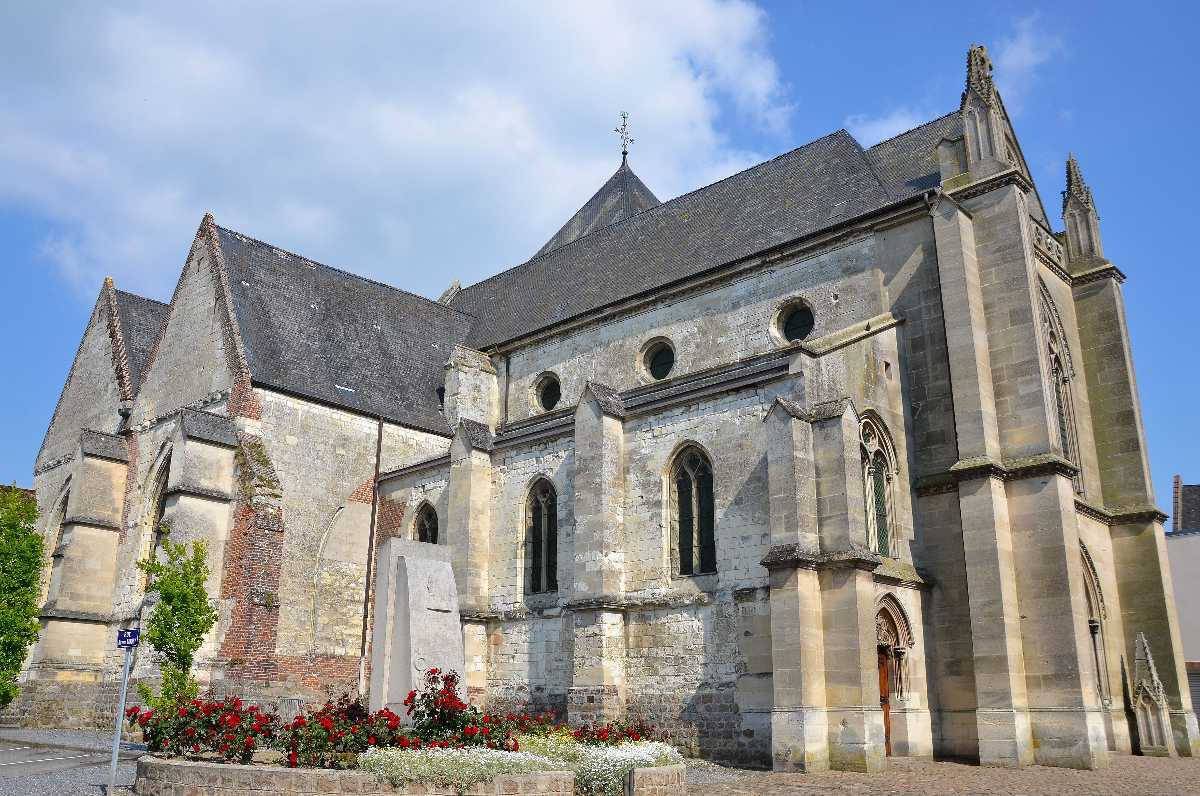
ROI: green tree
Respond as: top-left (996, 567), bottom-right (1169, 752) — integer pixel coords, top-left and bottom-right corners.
top-left (0, 486), bottom-right (43, 708)
top-left (136, 529), bottom-right (218, 708)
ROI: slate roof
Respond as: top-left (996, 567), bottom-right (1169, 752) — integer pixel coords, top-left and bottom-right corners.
top-left (1179, 482), bottom-right (1200, 533)
top-left (214, 225), bottom-right (472, 435)
top-left (536, 158), bottom-right (660, 257)
top-left (452, 115), bottom-right (959, 349)
top-left (113, 289), bottom-right (169, 392)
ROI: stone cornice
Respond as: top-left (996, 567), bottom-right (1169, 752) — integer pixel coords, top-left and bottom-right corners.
top-left (1078, 500), bottom-right (1169, 526)
top-left (378, 454), bottom-right (452, 484)
top-left (946, 167), bottom-right (1034, 204)
top-left (1071, 262), bottom-right (1127, 286)
top-left (760, 542), bottom-right (927, 587)
top-left (62, 514), bottom-right (121, 531)
top-left (915, 453), bottom-right (1078, 495)
top-left (39, 603), bottom-right (111, 623)
top-left (164, 485), bottom-right (234, 502)
top-left (34, 452), bottom-right (76, 476)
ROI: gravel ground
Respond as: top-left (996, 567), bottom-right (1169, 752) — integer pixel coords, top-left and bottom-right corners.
top-left (0, 729), bottom-right (144, 796)
top-left (685, 755), bottom-right (1200, 795)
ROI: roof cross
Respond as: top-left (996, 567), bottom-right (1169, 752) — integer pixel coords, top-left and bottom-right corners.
top-left (614, 111), bottom-right (634, 161)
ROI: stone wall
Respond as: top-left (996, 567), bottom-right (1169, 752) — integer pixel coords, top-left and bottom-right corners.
top-left (502, 236), bottom-right (881, 424)
top-left (133, 757), bottom-right (685, 796)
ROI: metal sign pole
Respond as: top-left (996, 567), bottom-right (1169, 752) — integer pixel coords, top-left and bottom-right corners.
top-left (109, 629), bottom-right (138, 794)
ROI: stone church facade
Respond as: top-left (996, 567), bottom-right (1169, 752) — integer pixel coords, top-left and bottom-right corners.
top-left (10, 46), bottom-right (1198, 771)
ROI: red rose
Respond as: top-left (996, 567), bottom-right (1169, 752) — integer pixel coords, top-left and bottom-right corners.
top-left (288, 751), bottom-right (298, 767)
top-left (244, 737), bottom-right (255, 748)
top-left (368, 736), bottom-right (377, 745)
top-left (178, 707), bottom-right (188, 717)
top-left (319, 716), bottom-right (334, 731)
top-left (463, 725), bottom-right (479, 737)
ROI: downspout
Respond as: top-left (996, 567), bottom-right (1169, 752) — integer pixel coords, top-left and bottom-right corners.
top-left (357, 415), bottom-right (384, 695)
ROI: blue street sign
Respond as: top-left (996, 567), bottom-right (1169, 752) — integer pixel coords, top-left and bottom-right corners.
top-left (117, 628), bottom-right (140, 649)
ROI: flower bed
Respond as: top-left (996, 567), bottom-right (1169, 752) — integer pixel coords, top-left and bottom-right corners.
top-left (127, 668), bottom-right (685, 795)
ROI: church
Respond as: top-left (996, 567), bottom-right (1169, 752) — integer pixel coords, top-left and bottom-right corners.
top-left (10, 45), bottom-right (1198, 772)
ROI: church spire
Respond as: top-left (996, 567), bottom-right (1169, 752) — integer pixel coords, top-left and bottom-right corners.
top-left (1062, 153), bottom-right (1104, 264)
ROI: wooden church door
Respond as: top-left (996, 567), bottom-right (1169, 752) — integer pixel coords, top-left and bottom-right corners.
top-left (878, 647), bottom-right (893, 756)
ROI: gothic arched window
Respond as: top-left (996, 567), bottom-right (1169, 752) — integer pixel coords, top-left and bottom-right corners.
top-left (526, 479), bottom-right (558, 594)
top-left (415, 503), bottom-right (439, 544)
top-left (143, 453), bottom-right (171, 592)
top-left (44, 489), bottom-right (71, 603)
top-left (671, 446), bottom-right (716, 576)
top-left (860, 416), bottom-right (895, 557)
top-left (1038, 280), bottom-right (1083, 493)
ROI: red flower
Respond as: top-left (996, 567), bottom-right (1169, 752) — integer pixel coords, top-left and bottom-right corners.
top-left (428, 667), bottom-right (440, 676)
top-left (191, 744), bottom-right (200, 753)
top-left (319, 716), bottom-right (334, 731)
top-left (368, 735), bottom-right (377, 745)
top-left (387, 716), bottom-right (399, 730)
top-left (244, 737), bottom-right (255, 748)
top-left (288, 751), bottom-right (298, 767)
top-left (177, 707), bottom-right (188, 717)
top-left (463, 725), bottom-right (479, 737)
top-left (184, 727), bottom-right (196, 738)
top-left (399, 736), bottom-right (410, 749)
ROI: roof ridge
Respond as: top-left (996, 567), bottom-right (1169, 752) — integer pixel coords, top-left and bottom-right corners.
top-left (462, 129), bottom-right (858, 295)
top-left (865, 110), bottom-right (959, 151)
top-left (113, 288), bottom-right (169, 308)
top-left (215, 223), bottom-right (477, 320)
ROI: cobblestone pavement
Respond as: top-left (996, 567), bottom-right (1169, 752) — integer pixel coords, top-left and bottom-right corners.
top-left (686, 756), bottom-right (1200, 795)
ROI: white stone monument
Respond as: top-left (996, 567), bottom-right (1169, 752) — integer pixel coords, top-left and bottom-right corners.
top-left (369, 538), bottom-right (465, 712)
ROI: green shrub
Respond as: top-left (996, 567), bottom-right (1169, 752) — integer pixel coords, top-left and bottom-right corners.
top-left (0, 486), bottom-right (41, 708)
top-left (359, 746), bottom-right (559, 792)
top-left (135, 529), bottom-right (217, 709)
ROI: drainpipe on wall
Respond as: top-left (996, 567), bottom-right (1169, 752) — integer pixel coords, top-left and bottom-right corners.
top-left (357, 415), bottom-right (384, 695)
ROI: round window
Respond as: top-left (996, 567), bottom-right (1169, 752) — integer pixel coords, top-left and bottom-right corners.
top-left (644, 340), bottom-right (675, 380)
top-left (537, 375), bottom-right (561, 411)
top-left (780, 303), bottom-right (815, 343)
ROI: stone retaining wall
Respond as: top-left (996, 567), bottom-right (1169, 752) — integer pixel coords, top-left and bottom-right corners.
top-left (134, 756), bottom-right (686, 795)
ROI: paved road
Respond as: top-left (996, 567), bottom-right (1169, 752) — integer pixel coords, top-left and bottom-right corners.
top-left (0, 736), bottom-right (141, 795)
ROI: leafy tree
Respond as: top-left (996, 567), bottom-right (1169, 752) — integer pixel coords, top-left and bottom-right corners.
top-left (0, 486), bottom-right (42, 708)
top-left (136, 529), bottom-right (218, 708)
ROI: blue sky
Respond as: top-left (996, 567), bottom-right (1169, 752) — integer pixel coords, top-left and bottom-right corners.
top-left (2, 2), bottom-right (1196, 521)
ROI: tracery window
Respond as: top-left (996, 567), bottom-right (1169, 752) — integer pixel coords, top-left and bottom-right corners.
top-left (1039, 280), bottom-right (1083, 493)
top-left (415, 503), bottom-right (439, 544)
top-left (526, 479), bottom-right (558, 594)
top-left (671, 446), bottom-right (716, 576)
top-left (860, 416), bottom-right (895, 557)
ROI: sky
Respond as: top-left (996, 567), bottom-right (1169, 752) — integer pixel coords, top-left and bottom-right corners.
top-left (2, 2), bottom-right (1197, 522)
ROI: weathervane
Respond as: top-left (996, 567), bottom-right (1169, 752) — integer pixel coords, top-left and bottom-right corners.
top-left (614, 111), bottom-right (634, 161)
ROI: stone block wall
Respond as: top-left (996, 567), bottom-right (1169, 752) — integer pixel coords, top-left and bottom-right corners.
top-left (133, 757), bottom-right (685, 796)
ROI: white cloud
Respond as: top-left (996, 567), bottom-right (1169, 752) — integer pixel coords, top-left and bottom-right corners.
top-left (844, 108), bottom-right (926, 147)
top-left (995, 14), bottom-right (1064, 115)
top-left (0, 1), bottom-right (791, 302)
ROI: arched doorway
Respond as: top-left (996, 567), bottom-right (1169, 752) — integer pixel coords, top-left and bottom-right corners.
top-left (875, 596), bottom-right (913, 757)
